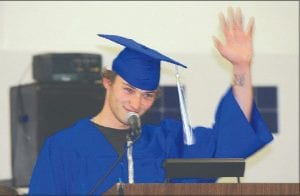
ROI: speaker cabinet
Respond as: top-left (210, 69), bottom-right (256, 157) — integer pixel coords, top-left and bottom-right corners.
top-left (10, 82), bottom-right (105, 187)
top-left (33, 53), bottom-right (102, 83)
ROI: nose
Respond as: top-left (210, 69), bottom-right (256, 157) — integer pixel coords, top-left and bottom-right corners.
top-left (130, 93), bottom-right (142, 112)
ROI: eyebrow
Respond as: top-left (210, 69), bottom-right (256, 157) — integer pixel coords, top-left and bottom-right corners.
top-left (122, 82), bottom-right (156, 93)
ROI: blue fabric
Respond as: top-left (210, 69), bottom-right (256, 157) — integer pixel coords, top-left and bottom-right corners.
top-left (98, 34), bottom-right (186, 90)
top-left (29, 88), bottom-right (273, 195)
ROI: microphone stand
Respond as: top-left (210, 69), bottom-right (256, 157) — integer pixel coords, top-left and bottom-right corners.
top-left (127, 136), bottom-right (134, 184)
top-left (88, 133), bottom-right (140, 195)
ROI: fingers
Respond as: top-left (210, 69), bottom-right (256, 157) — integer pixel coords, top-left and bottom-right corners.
top-left (223, 7), bottom-right (252, 36)
top-left (213, 36), bottom-right (230, 59)
top-left (219, 13), bottom-right (226, 31)
top-left (235, 7), bottom-right (243, 29)
top-left (212, 36), bottom-right (224, 52)
top-left (219, 12), bottom-right (230, 38)
top-left (227, 7), bottom-right (234, 30)
top-left (246, 17), bottom-right (255, 38)
top-left (227, 7), bottom-right (243, 31)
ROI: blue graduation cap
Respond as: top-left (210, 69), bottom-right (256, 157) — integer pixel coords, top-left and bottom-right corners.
top-left (97, 34), bottom-right (187, 90)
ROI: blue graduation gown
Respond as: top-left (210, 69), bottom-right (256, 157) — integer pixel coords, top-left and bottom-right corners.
top-left (29, 88), bottom-right (273, 195)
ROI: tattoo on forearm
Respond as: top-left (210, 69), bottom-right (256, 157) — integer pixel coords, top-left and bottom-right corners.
top-left (233, 74), bottom-right (245, 86)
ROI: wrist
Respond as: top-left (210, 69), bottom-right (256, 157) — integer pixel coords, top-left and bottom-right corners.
top-left (233, 63), bottom-right (251, 75)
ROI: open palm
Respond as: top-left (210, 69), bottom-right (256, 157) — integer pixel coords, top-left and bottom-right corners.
top-left (214, 7), bottom-right (254, 68)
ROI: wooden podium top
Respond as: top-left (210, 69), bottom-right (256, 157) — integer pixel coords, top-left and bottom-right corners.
top-left (105, 183), bottom-right (299, 195)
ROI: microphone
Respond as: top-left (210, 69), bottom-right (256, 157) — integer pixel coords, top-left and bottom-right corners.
top-left (126, 112), bottom-right (141, 184)
top-left (127, 112), bottom-right (141, 140)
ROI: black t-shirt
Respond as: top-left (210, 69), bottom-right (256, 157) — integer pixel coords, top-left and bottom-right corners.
top-left (93, 123), bottom-right (129, 157)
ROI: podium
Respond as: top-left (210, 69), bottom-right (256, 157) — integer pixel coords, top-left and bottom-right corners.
top-left (104, 159), bottom-right (299, 195)
top-left (104, 183), bottom-right (299, 195)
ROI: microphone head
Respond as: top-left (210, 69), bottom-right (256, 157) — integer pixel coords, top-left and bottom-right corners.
top-left (127, 111), bottom-right (139, 118)
top-left (127, 112), bottom-right (141, 141)
top-left (127, 112), bottom-right (140, 125)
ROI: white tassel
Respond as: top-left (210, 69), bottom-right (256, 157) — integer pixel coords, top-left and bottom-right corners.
top-left (175, 67), bottom-right (195, 145)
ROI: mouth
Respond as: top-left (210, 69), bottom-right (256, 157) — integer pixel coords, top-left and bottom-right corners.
top-left (123, 106), bottom-right (139, 115)
top-left (123, 106), bottom-right (131, 113)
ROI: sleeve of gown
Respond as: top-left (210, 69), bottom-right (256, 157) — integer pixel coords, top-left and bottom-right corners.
top-left (213, 87), bottom-right (273, 158)
top-left (161, 87), bottom-right (273, 183)
top-left (29, 138), bottom-right (65, 195)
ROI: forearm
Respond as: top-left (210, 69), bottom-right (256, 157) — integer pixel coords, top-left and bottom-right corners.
top-left (213, 7), bottom-right (255, 121)
top-left (232, 65), bottom-right (253, 121)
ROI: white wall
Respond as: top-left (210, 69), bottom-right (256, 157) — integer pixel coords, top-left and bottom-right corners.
top-left (0, 1), bottom-right (298, 184)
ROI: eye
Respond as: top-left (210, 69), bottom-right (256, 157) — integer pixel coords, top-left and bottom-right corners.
top-left (124, 87), bottom-right (134, 94)
top-left (143, 92), bottom-right (155, 100)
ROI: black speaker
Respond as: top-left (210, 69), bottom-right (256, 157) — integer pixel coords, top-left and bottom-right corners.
top-left (10, 82), bottom-right (105, 187)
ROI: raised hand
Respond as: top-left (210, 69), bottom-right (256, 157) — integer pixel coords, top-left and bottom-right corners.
top-left (213, 7), bottom-right (254, 71)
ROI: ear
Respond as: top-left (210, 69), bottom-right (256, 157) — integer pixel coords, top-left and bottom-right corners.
top-left (102, 77), bottom-right (112, 90)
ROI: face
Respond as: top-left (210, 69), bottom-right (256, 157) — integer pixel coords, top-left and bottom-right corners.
top-left (104, 75), bottom-right (157, 127)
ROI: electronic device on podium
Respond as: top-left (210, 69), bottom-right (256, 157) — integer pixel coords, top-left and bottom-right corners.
top-left (163, 158), bottom-right (245, 183)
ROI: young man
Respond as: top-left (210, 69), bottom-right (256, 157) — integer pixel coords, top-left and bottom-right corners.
top-left (29, 7), bottom-right (273, 195)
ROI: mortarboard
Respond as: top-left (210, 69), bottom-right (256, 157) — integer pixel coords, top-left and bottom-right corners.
top-left (97, 34), bottom-right (187, 91)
